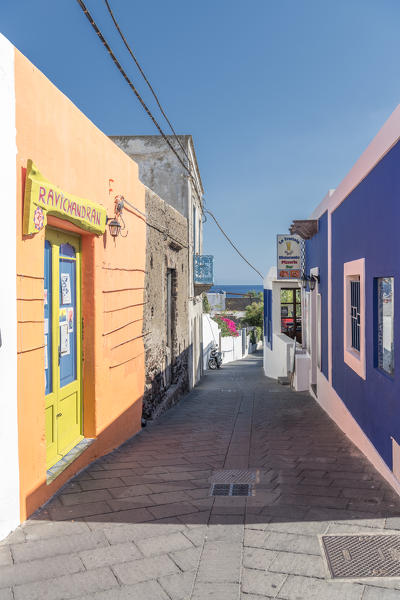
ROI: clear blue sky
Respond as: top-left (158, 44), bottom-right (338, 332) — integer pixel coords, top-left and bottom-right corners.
top-left (2, 0), bottom-right (400, 284)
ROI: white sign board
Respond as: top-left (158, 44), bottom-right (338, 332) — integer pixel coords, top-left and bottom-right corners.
top-left (60, 323), bottom-right (70, 356)
top-left (60, 273), bottom-right (71, 305)
top-left (277, 234), bottom-right (302, 279)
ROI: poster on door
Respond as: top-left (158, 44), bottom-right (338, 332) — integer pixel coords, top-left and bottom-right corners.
top-left (277, 235), bottom-right (302, 279)
top-left (60, 322), bottom-right (70, 356)
top-left (67, 307), bottom-right (74, 333)
top-left (61, 273), bottom-right (72, 305)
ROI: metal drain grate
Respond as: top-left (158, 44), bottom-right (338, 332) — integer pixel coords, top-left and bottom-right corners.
top-left (210, 483), bottom-right (253, 497)
top-left (209, 470), bottom-right (257, 484)
top-left (322, 534), bottom-right (400, 579)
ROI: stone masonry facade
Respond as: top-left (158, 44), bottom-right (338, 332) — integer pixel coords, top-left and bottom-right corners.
top-left (142, 188), bottom-right (189, 420)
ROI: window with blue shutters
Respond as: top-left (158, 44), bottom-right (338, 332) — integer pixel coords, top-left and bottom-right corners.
top-left (350, 279), bottom-right (360, 351)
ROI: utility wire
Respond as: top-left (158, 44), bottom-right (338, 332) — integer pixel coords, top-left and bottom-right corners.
top-left (75, 0), bottom-right (191, 177)
top-left (76, 1), bottom-right (260, 280)
top-left (104, 0), bottom-right (192, 169)
top-left (77, 0), bottom-right (204, 203)
top-left (123, 197), bottom-right (146, 219)
top-left (205, 209), bottom-right (264, 280)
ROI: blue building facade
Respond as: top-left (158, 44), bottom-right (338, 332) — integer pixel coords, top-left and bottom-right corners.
top-left (330, 139), bottom-right (400, 469)
top-left (292, 106), bottom-right (400, 494)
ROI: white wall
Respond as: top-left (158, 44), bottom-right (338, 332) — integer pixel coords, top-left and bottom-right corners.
top-left (263, 266), bottom-right (300, 380)
top-left (202, 314), bottom-right (220, 370)
top-left (264, 333), bottom-right (295, 379)
top-left (0, 34), bottom-right (20, 540)
top-left (202, 315), bottom-right (257, 369)
top-left (221, 334), bottom-right (244, 364)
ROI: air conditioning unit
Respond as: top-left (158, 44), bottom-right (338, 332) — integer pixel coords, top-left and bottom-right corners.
top-left (293, 351), bottom-right (311, 392)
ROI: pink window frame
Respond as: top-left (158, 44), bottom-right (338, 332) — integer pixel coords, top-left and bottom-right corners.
top-left (343, 258), bottom-right (366, 380)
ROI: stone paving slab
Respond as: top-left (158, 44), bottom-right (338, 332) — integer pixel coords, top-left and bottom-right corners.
top-left (158, 572), bottom-right (195, 600)
top-left (11, 530), bottom-right (108, 563)
top-left (80, 580), bottom-right (170, 600)
top-left (13, 567), bottom-right (118, 600)
top-left (3, 352), bottom-right (400, 598)
top-left (277, 574), bottom-right (365, 599)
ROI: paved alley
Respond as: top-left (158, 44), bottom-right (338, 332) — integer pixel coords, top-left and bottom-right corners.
top-left (2, 352), bottom-right (400, 599)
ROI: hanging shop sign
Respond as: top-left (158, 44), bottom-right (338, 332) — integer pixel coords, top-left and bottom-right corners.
top-left (23, 160), bottom-right (107, 236)
top-left (277, 234), bottom-right (302, 279)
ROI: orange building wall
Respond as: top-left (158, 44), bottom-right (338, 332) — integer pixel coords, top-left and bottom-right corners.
top-left (14, 49), bottom-right (146, 520)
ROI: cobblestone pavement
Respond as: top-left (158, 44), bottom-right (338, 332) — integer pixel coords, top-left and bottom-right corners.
top-left (3, 352), bottom-right (400, 599)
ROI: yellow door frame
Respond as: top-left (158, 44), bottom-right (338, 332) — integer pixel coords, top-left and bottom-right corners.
top-left (45, 228), bottom-right (83, 469)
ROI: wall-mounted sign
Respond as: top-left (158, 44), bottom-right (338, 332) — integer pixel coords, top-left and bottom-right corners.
top-left (23, 160), bottom-right (107, 236)
top-left (277, 234), bottom-right (302, 279)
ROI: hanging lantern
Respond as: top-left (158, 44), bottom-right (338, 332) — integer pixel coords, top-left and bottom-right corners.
top-left (107, 218), bottom-right (121, 238)
top-left (309, 274), bottom-right (320, 291)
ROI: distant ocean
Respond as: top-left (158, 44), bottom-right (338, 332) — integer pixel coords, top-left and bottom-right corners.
top-left (209, 284), bottom-right (263, 298)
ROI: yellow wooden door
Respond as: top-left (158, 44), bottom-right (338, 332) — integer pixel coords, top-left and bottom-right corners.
top-left (45, 229), bottom-right (83, 468)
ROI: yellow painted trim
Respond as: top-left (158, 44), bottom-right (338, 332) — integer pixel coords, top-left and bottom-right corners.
top-left (45, 228), bottom-right (83, 468)
top-left (24, 160), bottom-right (107, 236)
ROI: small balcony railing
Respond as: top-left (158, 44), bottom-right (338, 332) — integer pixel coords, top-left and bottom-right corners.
top-left (194, 255), bottom-right (214, 287)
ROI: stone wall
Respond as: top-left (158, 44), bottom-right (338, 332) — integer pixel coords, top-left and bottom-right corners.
top-left (226, 297), bottom-right (255, 311)
top-left (109, 134), bottom-right (205, 391)
top-left (110, 135), bottom-right (195, 218)
top-left (143, 187), bottom-right (189, 419)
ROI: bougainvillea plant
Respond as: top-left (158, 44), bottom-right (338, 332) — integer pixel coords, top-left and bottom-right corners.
top-left (213, 315), bottom-right (240, 337)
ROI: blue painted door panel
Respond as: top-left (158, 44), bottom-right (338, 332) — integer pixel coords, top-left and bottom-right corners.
top-left (59, 243), bottom-right (77, 388)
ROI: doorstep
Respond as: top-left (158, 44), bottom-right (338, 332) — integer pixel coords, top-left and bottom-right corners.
top-left (46, 438), bottom-right (95, 484)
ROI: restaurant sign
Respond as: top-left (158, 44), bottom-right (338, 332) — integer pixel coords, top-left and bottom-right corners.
top-left (23, 160), bottom-right (107, 236)
top-left (277, 234), bottom-right (302, 279)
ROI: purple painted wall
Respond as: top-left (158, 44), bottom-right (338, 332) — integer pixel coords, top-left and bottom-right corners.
top-left (331, 139), bottom-right (400, 468)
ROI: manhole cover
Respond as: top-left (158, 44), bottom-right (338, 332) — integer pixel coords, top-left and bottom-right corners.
top-left (321, 534), bottom-right (400, 579)
top-left (210, 483), bottom-right (253, 497)
top-left (209, 470), bottom-right (257, 484)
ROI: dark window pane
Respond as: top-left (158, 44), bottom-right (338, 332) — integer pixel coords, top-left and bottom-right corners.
top-left (377, 277), bottom-right (394, 375)
top-left (60, 243), bottom-right (76, 258)
top-left (350, 279), bottom-right (360, 351)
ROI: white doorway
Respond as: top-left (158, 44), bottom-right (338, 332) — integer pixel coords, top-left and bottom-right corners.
top-left (309, 267), bottom-right (321, 395)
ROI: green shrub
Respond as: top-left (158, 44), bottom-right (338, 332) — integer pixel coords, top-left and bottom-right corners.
top-left (249, 326), bottom-right (263, 344)
top-left (243, 301), bottom-right (263, 328)
top-left (202, 293), bottom-right (211, 313)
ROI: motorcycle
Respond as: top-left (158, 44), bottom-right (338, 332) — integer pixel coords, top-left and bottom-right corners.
top-left (208, 345), bottom-right (222, 369)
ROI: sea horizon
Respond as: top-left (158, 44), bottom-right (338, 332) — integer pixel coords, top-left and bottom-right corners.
top-left (209, 283), bottom-right (263, 297)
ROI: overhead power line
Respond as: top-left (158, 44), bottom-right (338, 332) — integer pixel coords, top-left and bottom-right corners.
top-left (103, 0), bottom-right (192, 169)
top-left (76, 1), bottom-right (261, 280)
top-left (75, 0), bottom-right (191, 177)
top-left (205, 209), bottom-right (264, 280)
top-left (103, 0), bottom-right (206, 205)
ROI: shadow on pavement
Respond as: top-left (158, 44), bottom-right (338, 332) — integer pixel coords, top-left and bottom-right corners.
top-left (18, 351), bottom-right (400, 536)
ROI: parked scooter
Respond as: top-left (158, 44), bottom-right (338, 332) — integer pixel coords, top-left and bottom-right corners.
top-left (208, 345), bottom-right (222, 369)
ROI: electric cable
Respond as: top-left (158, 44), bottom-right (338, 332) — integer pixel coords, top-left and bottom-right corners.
top-left (75, 0), bottom-right (191, 177)
top-left (76, 1), bottom-right (261, 281)
top-left (104, 0), bottom-right (193, 169)
top-left (205, 209), bottom-right (264, 280)
top-left (116, 198), bottom-right (188, 249)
